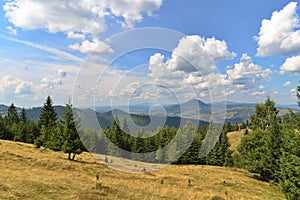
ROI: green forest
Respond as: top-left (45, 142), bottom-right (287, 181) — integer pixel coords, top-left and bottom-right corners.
top-left (0, 86), bottom-right (300, 199)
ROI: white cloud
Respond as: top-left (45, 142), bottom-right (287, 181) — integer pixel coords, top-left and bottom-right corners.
top-left (148, 35), bottom-right (235, 86)
top-left (283, 81), bottom-right (291, 87)
top-left (166, 35), bottom-right (235, 74)
top-left (280, 55), bottom-right (300, 74)
top-left (259, 85), bottom-right (265, 90)
top-left (256, 2), bottom-right (300, 56)
top-left (272, 90), bottom-right (279, 95)
top-left (3, 0), bottom-right (163, 53)
top-left (67, 31), bottom-right (85, 40)
top-left (41, 77), bottom-right (62, 89)
top-left (57, 69), bottom-right (67, 78)
top-left (223, 89), bottom-right (236, 96)
top-left (0, 75), bottom-right (34, 96)
top-left (6, 26), bottom-right (17, 35)
top-left (69, 39), bottom-right (114, 54)
top-left (251, 91), bottom-right (266, 96)
top-left (226, 54), bottom-right (272, 90)
top-left (15, 81), bottom-right (34, 94)
top-left (290, 88), bottom-right (296, 93)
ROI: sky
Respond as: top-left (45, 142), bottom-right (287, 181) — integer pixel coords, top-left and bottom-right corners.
top-left (0, 0), bottom-right (300, 108)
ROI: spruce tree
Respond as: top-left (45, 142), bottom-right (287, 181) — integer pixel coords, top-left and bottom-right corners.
top-left (36, 96), bottom-right (57, 147)
top-left (6, 103), bottom-right (19, 125)
top-left (20, 108), bottom-right (27, 122)
top-left (61, 103), bottom-right (84, 160)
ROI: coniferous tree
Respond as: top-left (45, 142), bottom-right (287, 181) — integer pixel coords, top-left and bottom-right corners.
top-left (6, 103), bottom-right (19, 125)
top-left (36, 96), bottom-right (57, 147)
top-left (61, 103), bottom-right (84, 160)
top-left (297, 81), bottom-right (300, 107)
top-left (20, 108), bottom-right (27, 123)
top-left (278, 126), bottom-right (300, 200)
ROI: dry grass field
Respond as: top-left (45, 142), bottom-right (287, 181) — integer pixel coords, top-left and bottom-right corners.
top-left (0, 139), bottom-right (284, 200)
top-left (227, 130), bottom-right (245, 153)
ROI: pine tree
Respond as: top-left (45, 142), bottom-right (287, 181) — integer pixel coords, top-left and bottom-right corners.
top-left (61, 104), bottom-right (84, 160)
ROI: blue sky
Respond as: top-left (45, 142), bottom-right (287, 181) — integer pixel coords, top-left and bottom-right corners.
top-left (0, 0), bottom-right (300, 107)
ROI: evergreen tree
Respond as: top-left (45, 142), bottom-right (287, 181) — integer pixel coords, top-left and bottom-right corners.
top-left (277, 86), bottom-right (300, 199)
top-left (297, 81), bottom-right (300, 107)
top-left (0, 115), bottom-right (5, 139)
top-left (20, 108), bottom-right (27, 123)
top-left (61, 104), bottom-right (84, 160)
top-left (6, 103), bottom-right (19, 125)
top-left (36, 96), bottom-right (57, 147)
top-left (206, 129), bottom-right (232, 166)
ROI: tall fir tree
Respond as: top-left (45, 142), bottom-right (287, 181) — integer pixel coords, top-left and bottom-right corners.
top-left (61, 103), bottom-right (84, 160)
top-left (36, 96), bottom-right (57, 147)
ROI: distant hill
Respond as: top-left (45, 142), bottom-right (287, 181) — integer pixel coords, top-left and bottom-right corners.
top-left (0, 99), bottom-right (298, 126)
top-left (96, 109), bottom-right (208, 132)
top-left (25, 106), bottom-right (66, 122)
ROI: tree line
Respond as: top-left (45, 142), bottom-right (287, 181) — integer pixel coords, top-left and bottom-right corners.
top-left (0, 96), bottom-right (84, 160)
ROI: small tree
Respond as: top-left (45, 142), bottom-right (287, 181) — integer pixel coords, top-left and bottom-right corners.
top-left (61, 103), bottom-right (84, 160)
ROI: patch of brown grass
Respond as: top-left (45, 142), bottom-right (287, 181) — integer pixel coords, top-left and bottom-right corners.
top-left (227, 130), bottom-right (245, 153)
top-left (0, 140), bottom-right (284, 200)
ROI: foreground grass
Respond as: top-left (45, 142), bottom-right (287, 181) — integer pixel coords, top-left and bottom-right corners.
top-left (0, 140), bottom-right (284, 200)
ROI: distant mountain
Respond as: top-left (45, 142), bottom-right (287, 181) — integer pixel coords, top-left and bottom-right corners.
top-left (25, 106), bottom-right (66, 122)
top-left (0, 104), bottom-right (9, 112)
top-left (96, 108), bottom-right (208, 132)
top-left (0, 99), bottom-right (298, 127)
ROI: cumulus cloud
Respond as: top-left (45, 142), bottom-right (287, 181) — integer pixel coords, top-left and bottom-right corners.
top-left (15, 81), bottom-right (34, 94)
top-left (166, 35), bottom-right (235, 74)
top-left (41, 77), bottom-right (62, 89)
top-left (256, 2), bottom-right (300, 56)
top-left (226, 54), bottom-right (272, 90)
top-left (0, 75), bottom-right (34, 95)
top-left (283, 81), bottom-right (291, 87)
top-left (69, 39), bottom-right (114, 54)
top-left (3, 0), bottom-right (163, 53)
top-left (280, 55), bottom-right (300, 74)
top-left (57, 69), bottom-right (67, 78)
top-left (148, 35), bottom-right (235, 83)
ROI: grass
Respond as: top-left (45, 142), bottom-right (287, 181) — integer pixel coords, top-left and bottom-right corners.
top-left (227, 130), bottom-right (245, 153)
top-left (0, 139), bottom-right (285, 200)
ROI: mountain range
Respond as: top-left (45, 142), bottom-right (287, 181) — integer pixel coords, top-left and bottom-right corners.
top-left (1, 99), bottom-right (299, 130)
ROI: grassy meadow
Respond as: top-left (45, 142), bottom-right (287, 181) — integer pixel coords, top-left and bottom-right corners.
top-left (0, 139), bottom-right (285, 200)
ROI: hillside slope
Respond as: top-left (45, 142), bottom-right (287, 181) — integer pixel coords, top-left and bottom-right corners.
top-left (0, 140), bottom-right (284, 200)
